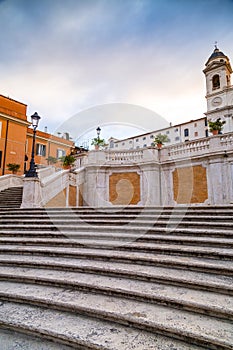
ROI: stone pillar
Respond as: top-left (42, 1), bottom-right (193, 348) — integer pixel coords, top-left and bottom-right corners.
top-left (141, 165), bottom-right (160, 206)
top-left (207, 158), bottom-right (224, 205)
top-left (21, 177), bottom-right (42, 208)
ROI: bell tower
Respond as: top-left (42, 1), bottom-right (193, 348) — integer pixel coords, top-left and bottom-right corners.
top-left (203, 45), bottom-right (233, 132)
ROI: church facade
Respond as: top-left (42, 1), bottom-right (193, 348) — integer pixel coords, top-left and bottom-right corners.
top-left (107, 46), bottom-right (233, 151)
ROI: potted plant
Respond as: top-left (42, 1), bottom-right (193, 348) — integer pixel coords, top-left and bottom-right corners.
top-left (154, 134), bottom-right (169, 149)
top-left (7, 163), bottom-right (20, 174)
top-left (208, 118), bottom-right (226, 135)
top-left (60, 154), bottom-right (76, 169)
top-left (46, 156), bottom-right (58, 165)
top-left (91, 137), bottom-right (106, 150)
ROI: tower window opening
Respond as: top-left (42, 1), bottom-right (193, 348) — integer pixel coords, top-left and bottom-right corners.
top-left (212, 75), bottom-right (220, 90)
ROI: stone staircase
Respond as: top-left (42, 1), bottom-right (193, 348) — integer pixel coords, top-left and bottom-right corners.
top-left (0, 206), bottom-right (232, 349)
top-left (0, 186), bottom-right (23, 208)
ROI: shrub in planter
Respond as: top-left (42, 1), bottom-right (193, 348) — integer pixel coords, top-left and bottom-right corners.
top-left (7, 163), bottom-right (20, 174)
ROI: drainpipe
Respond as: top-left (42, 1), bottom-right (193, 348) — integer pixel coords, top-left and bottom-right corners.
top-left (2, 120), bottom-right (9, 175)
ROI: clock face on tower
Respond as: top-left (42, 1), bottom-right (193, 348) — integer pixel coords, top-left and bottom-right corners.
top-left (211, 97), bottom-right (222, 106)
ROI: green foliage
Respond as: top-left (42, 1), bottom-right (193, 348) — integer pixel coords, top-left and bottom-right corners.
top-left (91, 137), bottom-right (106, 147)
top-left (154, 133), bottom-right (169, 145)
top-left (208, 118), bottom-right (226, 132)
top-left (7, 163), bottom-right (20, 174)
top-left (46, 156), bottom-right (58, 165)
top-left (60, 154), bottom-right (76, 167)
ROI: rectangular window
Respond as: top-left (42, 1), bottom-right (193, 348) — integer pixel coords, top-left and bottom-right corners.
top-left (136, 139), bottom-right (139, 142)
top-left (194, 123), bottom-right (197, 127)
top-left (184, 128), bottom-right (189, 137)
top-left (129, 140), bottom-right (133, 144)
top-left (194, 131), bottom-right (198, 137)
top-left (150, 135), bottom-right (154, 139)
top-left (143, 137), bottom-right (146, 140)
top-left (36, 144), bottom-right (46, 157)
top-left (166, 131), bottom-right (170, 134)
top-left (175, 136), bottom-right (180, 141)
top-left (57, 149), bottom-right (66, 158)
top-left (205, 130), bottom-right (209, 137)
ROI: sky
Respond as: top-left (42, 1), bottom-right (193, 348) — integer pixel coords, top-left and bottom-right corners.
top-left (1, 0), bottom-right (233, 143)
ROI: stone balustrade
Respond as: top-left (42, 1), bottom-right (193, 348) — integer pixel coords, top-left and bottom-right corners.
top-left (0, 174), bottom-right (23, 192)
top-left (83, 132), bottom-right (233, 166)
top-left (105, 149), bottom-right (144, 164)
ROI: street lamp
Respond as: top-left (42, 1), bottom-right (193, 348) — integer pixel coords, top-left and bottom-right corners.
top-left (25, 112), bottom-right (41, 178)
top-left (96, 126), bottom-right (101, 141)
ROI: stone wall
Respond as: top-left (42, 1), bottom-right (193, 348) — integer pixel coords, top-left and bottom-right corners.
top-left (109, 172), bottom-right (140, 205)
top-left (172, 165), bottom-right (208, 204)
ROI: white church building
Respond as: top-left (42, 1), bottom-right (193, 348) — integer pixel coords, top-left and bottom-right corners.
top-left (107, 46), bottom-right (233, 151)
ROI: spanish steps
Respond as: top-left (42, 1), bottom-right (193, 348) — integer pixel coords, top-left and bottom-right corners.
top-left (0, 204), bottom-right (232, 349)
top-left (0, 186), bottom-right (23, 208)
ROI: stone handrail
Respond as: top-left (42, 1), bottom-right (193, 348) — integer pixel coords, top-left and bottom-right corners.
top-left (40, 170), bottom-right (69, 206)
top-left (0, 174), bottom-right (23, 192)
top-left (37, 166), bottom-right (56, 179)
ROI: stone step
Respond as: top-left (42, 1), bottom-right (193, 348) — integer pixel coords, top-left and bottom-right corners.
top-left (0, 205), bottom-right (232, 349)
top-left (0, 231), bottom-right (233, 248)
top-left (0, 282), bottom-right (232, 349)
top-left (0, 223), bottom-right (232, 236)
top-left (1, 213), bottom-right (233, 221)
top-left (1, 205), bottom-right (233, 214)
top-left (0, 266), bottom-right (232, 319)
top-left (0, 235), bottom-right (233, 248)
top-left (1, 226), bottom-right (232, 238)
top-left (0, 187), bottom-right (23, 208)
top-left (0, 217), bottom-right (233, 232)
top-left (0, 301), bottom-right (206, 350)
top-left (0, 246), bottom-right (233, 279)
top-left (0, 252), bottom-right (232, 277)
top-left (0, 242), bottom-right (232, 264)
top-left (0, 328), bottom-right (73, 350)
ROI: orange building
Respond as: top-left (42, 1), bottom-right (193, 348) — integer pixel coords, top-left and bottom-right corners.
top-left (0, 94), bottom-right (74, 176)
top-left (0, 95), bottom-right (29, 175)
top-left (26, 128), bottom-right (74, 169)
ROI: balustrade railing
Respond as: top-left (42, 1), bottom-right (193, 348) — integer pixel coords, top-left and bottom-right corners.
top-left (105, 150), bottom-right (144, 163)
top-left (167, 138), bottom-right (210, 158)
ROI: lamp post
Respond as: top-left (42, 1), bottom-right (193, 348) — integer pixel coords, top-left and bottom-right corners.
top-left (96, 126), bottom-right (101, 141)
top-left (25, 112), bottom-right (41, 178)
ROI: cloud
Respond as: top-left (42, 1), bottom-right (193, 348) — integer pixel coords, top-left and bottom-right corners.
top-left (0, 0), bottom-right (233, 137)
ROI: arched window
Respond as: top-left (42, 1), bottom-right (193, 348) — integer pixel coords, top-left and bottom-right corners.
top-left (109, 140), bottom-right (114, 148)
top-left (212, 75), bottom-right (220, 90)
